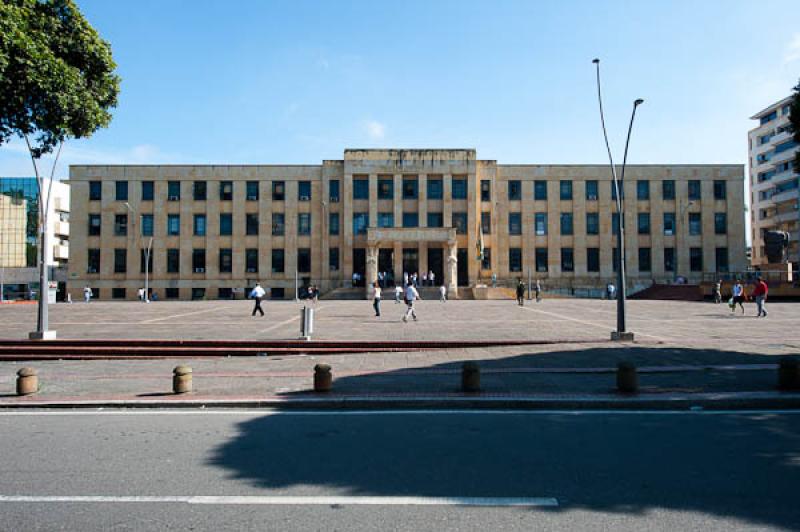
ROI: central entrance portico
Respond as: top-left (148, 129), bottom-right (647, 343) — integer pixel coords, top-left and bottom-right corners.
top-left (366, 227), bottom-right (458, 298)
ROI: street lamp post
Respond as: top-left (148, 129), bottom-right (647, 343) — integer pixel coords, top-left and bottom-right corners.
top-left (592, 58), bottom-right (643, 341)
top-left (125, 203), bottom-right (152, 303)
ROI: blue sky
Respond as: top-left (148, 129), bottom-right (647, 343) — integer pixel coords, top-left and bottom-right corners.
top-left (1, 0), bottom-right (799, 178)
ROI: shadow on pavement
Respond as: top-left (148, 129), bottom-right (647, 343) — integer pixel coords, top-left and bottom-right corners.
top-left (208, 346), bottom-right (800, 528)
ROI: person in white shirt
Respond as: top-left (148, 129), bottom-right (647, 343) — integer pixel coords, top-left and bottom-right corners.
top-left (250, 283), bottom-right (266, 317)
top-left (372, 282), bottom-right (382, 317)
top-left (731, 280), bottom-right (745, 314)
top-left (394, 284), bottom-right (403, 304)
top-left (403, 284), bottom-right (421, 322)
top-left (83, 285), bottom-right (92, 303)
top-left (429, 270), bottom-right (435, 287)
top-left (439, 284), bottom-right (447, 302)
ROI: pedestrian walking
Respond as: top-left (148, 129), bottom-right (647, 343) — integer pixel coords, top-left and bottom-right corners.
top-left (516, 278), bottom-right (526, 306)
top-left (607, 282), bottom-right (616, 300)
top-left (751, 278), bottom-right (768, 317)
top-left (83, 285), bottom-right (92, 303)
top-left (429, 270), bottom-right (435, 287)
top-left (730, 279), bottom-right (746, 314)
top-left (535, 280), bottom-right (542, 303)
top-left (422, 271), bottom-right (428, 287)
top-left (491, 272), bottom-right (497, 288)
top-left (250, 283), bottom-right (266, 317)
top-left (403, 272), bottom-right (409, 287)
top-left (395, 284), bottom-right (403, 303)
top-left (402, 283), bottom-right (420, 322)
top-left (713, 280), bottom-right (722, 304)
top-left (412, 272), bottom-right (418, 287)
top-left (439, 284), bottom-right (447, 302)
top-left (372, 282), bottom-right (382, 317)
top-left (137, 287), bottom-right (145, 302)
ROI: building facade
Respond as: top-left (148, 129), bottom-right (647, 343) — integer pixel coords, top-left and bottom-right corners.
top-left (67, 149), bottom-right (745, 300)
top-left (749, 96), bottom-right (799, 268)
top-left (0, 177), bottom-right (70, 300)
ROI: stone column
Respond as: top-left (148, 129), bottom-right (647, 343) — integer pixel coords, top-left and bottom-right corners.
top-left (365, 244), bottom-right (379, 299)
top-left (446, 239), bottom-right (458, 298)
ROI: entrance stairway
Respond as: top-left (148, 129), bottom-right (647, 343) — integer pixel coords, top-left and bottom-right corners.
top-left (628, 283), bottom-right (704, 301)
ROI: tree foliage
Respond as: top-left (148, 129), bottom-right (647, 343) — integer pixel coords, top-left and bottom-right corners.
top-left (0, 0), bottom-right (120, 157)
top-left (791, 79), bottom-right (800, 173)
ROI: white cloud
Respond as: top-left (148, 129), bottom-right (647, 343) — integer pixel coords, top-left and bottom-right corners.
top-left (784, 33), bottom-right (800, 64)
top-left (363, 120), bottom-right (386, 141)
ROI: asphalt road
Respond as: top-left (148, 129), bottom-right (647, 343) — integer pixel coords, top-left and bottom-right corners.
top-left (1, 410), bottom-right (799, 531)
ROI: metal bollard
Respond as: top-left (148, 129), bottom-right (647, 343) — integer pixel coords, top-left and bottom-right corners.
top-left (777, 358), bottom-right (800, 391)
top-left (300, 306), bottom-right (314, 341)
top-left (314, 363), bottom-right (332, 392)
top-left (461, 362), bottom-right (480, 392)
top-left (616, 361), bottom-right (638, 393)
top-left (173, 365), bottom-right (192, 394)
top-left (16, 367), bottom-right (39, 396)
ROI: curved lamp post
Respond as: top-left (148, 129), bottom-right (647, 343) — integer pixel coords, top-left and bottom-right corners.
top-left (592, 58), bottom-right (643, 341)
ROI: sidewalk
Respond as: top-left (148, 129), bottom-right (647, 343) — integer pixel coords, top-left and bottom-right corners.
top-left (2, 342), bottom-right (798, 410)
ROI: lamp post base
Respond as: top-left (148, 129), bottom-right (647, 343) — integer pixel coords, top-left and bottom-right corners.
top-left (611, 331), bottom-right (634, 342)
top-left (29, 330), bottom-right (57, 341)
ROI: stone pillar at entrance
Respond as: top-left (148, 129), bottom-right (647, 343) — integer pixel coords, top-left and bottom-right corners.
top-left (446, 240), bottom-right (458, 298)
top-left (365, 245), bottom-right (379, 299)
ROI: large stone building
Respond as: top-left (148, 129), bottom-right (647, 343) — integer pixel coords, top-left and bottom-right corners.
top-left (67, 149), bottom-right (745, 300)
top-left (748, 96), bottom-right (799, 268)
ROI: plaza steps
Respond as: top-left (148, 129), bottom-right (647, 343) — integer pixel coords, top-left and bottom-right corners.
top-left (628, 283), bottom-right (704, 301)
top-left (0, 338), bottom-right (590, 361)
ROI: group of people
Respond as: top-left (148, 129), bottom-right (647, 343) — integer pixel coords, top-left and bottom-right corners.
top-left (401, 271), bottom-right (436, 288)
top-left (713, 278), bottom-right (769, 317)
top-left (371, 278), bottom-right (448, 321)
top-left (515, 279), bottom-right (542, 306)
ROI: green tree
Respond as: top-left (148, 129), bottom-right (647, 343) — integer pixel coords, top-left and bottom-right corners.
top-left (791, 79), bottom-right (800, 173)
top-left (0, 0), bottom-right (120, 336)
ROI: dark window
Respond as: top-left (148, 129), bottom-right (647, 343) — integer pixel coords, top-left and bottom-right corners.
top-left (508, 212), bottom-right (522, 235)
top-left (191, 288), bottom-right (205, 300)
top-left (89, 181), bottom-right (102, 201)
top-left (480, 180), bottom-right (491, 202)
top-left (272, 249), bottom-right (284, 273)
top-left (481, 247), bottom-right (491, 270)
top-left (452, 212), bottom-right (467, 234)
top-left (167, 214), bottom-right (180, 236)
top-left (139, 249), bottom-right (153, 274)
top-left (298, 181), bottom-right (312, 201)
top-left (587, 248), bottom-right (600, 272)
top-left (427, 178), bottom-right (443, 199)
top-left (560, 213), bottom-right (573, 235)
top-left (192, 249), bottom-right (206, 272)
top-left (611, 181), bottom-right (625, 200)
top-left (714, 213), bottom-right (727, 235)
top-left (427, 212), bottom-right (443, 228)
top-left (613, 247), bottom-right (619, 272)
top-left (246, 181), bottom-right (259, 201)
top-left (194, 214), bottom-right (206, 236)
top-left (112, 288), bottom-right (126, 299)
top-left (219, 181), bottom-right (233, 201)
top-left (662, 180), bottom-right (675, 200)
top-left (664, 247), bottom-right (675, 272)
top-left (298, 248), bottom-right (311, 273)
top-left (637, 180), bottom-right (650, 200)
top-left (663, 213), bottom-right (676, 235)
top-left (353, 178), bottom-right (369, 200)
top-left (534, 180), bottom-right (547, 200)
top-left (561, 248), bottom-right (574, 272)
top-left (298, 213), bottom-right (311, 235)
top-left (377, 212), bottom-right (394, 228)
top-left (218, 288), bottom-right (233, 300)
top-left (403, 212), bottom-right (419, 228)
top-left (167, 249), bottom-right (180, 273)
top-left (219, 213), bottom-right (232, 235)
top-left (168, 181), bottom-right (180, 200)
top-left (688, 180), bottom-right (701, 200)
top-left (88, 249), bottom-right (100, 273)
top-left (165, 287), bottom-right (179, 299)
top-left (586, 212), bottom-right (599, 235)
top-left (272, 181), bottom-right (285, 201)
top-left (272, 213), bottom-right (285, 236)
top-left (246, 248), bottom-right (258, 273)
top-left (690, 247), bottom-right (703, 272)
top-left (271, 287), bottom-right (285, 300)
top-left (508, 180), bottom-right (521, 201)
top-left (509, 248), bottom-right (522, 272)
top-left (535, 248), bottom-right (548, 272)
top-left (329, 247), bottom-right (340, 271)
top-left (403, 177), bottom-right (418, 199)
top-left (329, 180), bottom-right (340, 202)
top-left (586, 180), bottom-right (598, 201)
top-left (141, 181), bottom-right (154, 201)
top-left (481, 212), bottom-right (491, 234)
top-left (219, 248), bottom-right (232, 273)
top-left (639, 247), bottom-right (651, 272)
top-left (193, 181), bottom-right (207, 201)
top-left (452, 178), bottom-right (467, 199)
top-left (114, 249), bottom-right (127, 273)
top-left (329, 212), bottom-right (340, 235)
top-left (689, 213), bottom-right (702, 236)
top-left (716, 247), bottom-right (729, 272)
top-left (141, 214), bottom-right (153, 236)
top-left (114, 214), bottom-right (128, 236)
top-left (378, 178), bottom-right (394, 200)
top-left (89, 214), bottom-right (101, 236)
top-left (353, 213), bottom-right (369, 235)
top-left (612, 213), bottom-right (620, 235)
top-left (713, 180), bottom-right (726, 200)
top-left (246, 213), bottom-right (259, 235)
top-left (638, 213), bottom-right (650, 235)
top-left (115, 181), bottom-right (128, 201)
top-left (535, 213), bottom-right (547, 235)
top-left (560, 180), bottom-right (573, 200)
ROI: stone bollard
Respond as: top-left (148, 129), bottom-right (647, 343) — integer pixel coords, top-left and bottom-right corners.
top-left (616, 361), bottom-right (638, 393)
top-left (16, 367), bottom-right (39, 396)
top-left (173, 365), bottom-right (192, 394)
top-left (462, 362), bottom-right (480, 392)
top-left (314, 364), bottom-right (332, 392)
top-left (777, 358), bottom-right (800, 391)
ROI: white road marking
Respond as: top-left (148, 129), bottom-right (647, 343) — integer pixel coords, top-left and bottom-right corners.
top-left (0, 495), bottom-right (558, 507)
top-left (140, 307), bottom-right (232, 324)
top-left (0, 409), bottom-right (798, 416)
top-left (520, 306), bottom-right (667, 341)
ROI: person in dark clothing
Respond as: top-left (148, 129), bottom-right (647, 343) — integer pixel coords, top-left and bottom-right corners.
top-left (516, 279), bottom-right (526, 306)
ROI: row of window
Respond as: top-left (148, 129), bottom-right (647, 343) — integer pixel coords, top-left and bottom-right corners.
top-left (90, 180), bottom-right (312, 203)
top-left (498, 179), bottom-right (726, 202)
top-left (90, 287), bottom-right (289, 300)
top-left (501, 211), bottom-right (728, 236)
top-left (90, 213), bottom-right (313, 237)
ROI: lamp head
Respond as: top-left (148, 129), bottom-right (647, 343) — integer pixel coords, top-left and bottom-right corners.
top-left (634, 98), bottom-right (644, 106)
top-left (592, 58), bottom-right (600, 64)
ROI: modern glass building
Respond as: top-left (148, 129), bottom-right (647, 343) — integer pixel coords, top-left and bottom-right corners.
top-left (0, 177), bottom-right (39, 268)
